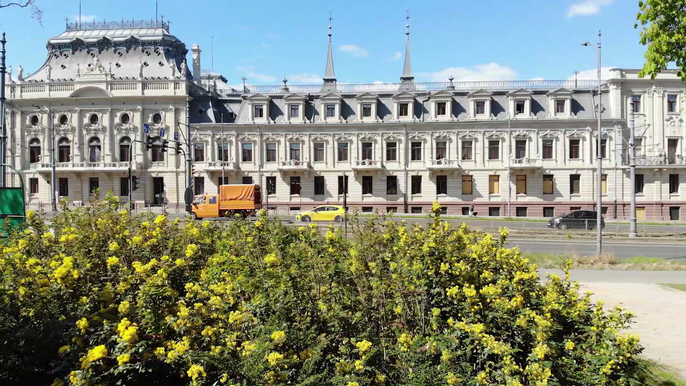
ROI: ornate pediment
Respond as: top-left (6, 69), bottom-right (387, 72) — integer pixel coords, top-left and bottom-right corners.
top-left (383, 132), bottom-right (403, 141)
top-left (287, 133), bottom-right (306, 142)
top-left (358, 133), bottom-right (378, 141)
top-left (83, 122), bottom-right (105, 135)
top-left (408, 132), bottom-right (427, 140)
top-left (355, 92), bottom-right (378, 101)
top-left (215, 133), bottom-right (235, 142)
top-left (565, 129), bottom-right (586, 138)
top-left (430, 90), bottom-right (453, 99)
top-left (263, 133), bottom-right (283, 142)
top-left (468, 89), bottom-right (492, 98)
top-left (547, 87), bottom-right (573, 97)
top-left (310, 133), bottom-right (330, 142)
top-left (539, 130), bottom-right (560, 139)
top-left (191, 133), bottom-right (211, 142)
top-left (485, 131), bottom-right (505, 139)
top-left (392, 91), bottom-right (415, 100)
top-left (433, 131), bottom-right (452, 140)
top-left (239, 134), bottom-right (258, 142)
top-left (457, 131), bottom-right (479, 139)
top-left (507, 88), bottom-right (533, 98)
top-left (335, 133), bottom-right (354, 142)
top-left (512, 129), bottom-right (535, 139)
top-left (592, 127), bottom-right (612, 138)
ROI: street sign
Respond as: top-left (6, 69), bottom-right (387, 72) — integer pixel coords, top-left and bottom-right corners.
top-left (174, 132), bottom-right (180, 141)
top-left (143, 124), bottom-right (150, 134)
top-left (160, 128), bottom-right (166, 137)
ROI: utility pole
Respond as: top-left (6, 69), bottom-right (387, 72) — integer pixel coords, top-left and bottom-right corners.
top-left (403, 124), bottom-right (408, 213)
top-left (343, 171), bottom-right (347, 237)
top-left (49, 108), bottom-right (57, 212)
top-left (507, 113), bottom-right (512, 217)
top-left (0, 33), bottom-right (7, 188)
top-left (185, 98), bottom-right (192, 190)
top-left (629, 101), bottom-right (638, 237)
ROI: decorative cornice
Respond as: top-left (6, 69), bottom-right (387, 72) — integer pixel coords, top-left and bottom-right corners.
top-left (334, 133), bottom-right (354, 142)
top-left (263, 133), bottom-right (283, 142)
top-left (433, 131), bottom-right (452, 139)
top-left (358, 132), bottom-right (378, 141)
top-left (310, 133), bottom-right (330, 142)
top-left (383, 132), bottom-right (403, 141)
top-left (565, 129), bottom-right (587, 138)
top-left (539, 130), bottom-right (560, 139)
top-left (457, 131), bottom-right (479, 139)
top-left (287, 133), bottom-right (306, 142)
top-left (485, 131), bottom-right (505, 139)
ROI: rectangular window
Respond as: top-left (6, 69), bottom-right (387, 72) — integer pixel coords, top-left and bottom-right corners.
top-left (516, 207), bottom-right (527, 217)
top-left (59, 143), bottom-right (70, 163)
top-left (266, 143), bottom-right (277, 162)
top-left (569, 139), bottom-right (580, 159)
top-left (516, 175), bottom-right (526, 194)
top-left (338, 175), bottom-right (348, 194)
top-left (386, 142), bottom-right (397, 161)
top-left (488, 140), bottom-right (500, 160)
top-left (489, 207), bottom-right (500, 217)
top-left (218, 177), bottom-right (229, 192)
top-left (556, 99), bottom-right (566, 114)
top-left (543, 207), bottom-right (555, 217)
top-left (361, 142), bottom-right (373, 160)
top-left (475, 101), bottom-right (485, 115)
top-left (436, 141), bottom-right (447, 160)
top-left (489, 175), bottom-right (500, 194)
top-left (290, 177), bottom-right (301, 195)
top-left (289, 142), bottom-right (301, 161)
top-left (668, 95), bottom-right (678, 113)
top-left (242, 176), bottom-right (253, 185)
top-left (30, 178), bottom-right (39, 194)
top-left (120, 142), bottom-right (130, 162)
top-left (462, 175), bottom-right (473, 195)
top-left (462, 207), bottom-right (470, 215)
top-left (596, 139), bottom-right (607, 159)
top-left (241, 143), bottom-right (253, 162)
top-left (386, 207), bottom-right (397, 213)
top-left (313, 143), bottom-right (325, 162)
top-left (601, 174), bottom-right (607, 194)
top-left (437, 102), bottom-right (447, 116)
top-left (89, 177), bottom-right (99, 196)
top-left (411, 142), bottom-right (422, 161)
top-left (515, 140), bottom-right (526, 159)
top-left (314, 176), bottom-right (325, 195)
top-left (217, 142), bottom-right (230, 162)
top-left (30, 143), bottom-right (41, 163)
top-left (151, 144), bottom-right (163, 162)
top-left (542, 139), bottom-right (554, 159)
top-left (386, 176), bottom-right (398, 195)
top-left (670, 174), bottom-right (679, 194)
top-left (58, 178), bottom-right (68, 197)
top-left (436, 175), bottom-right (447, 195)
top-left (254, 104), bottom-right (264, 118)
top-left (362, 207), bottom-right (373, 213)
top-left (461, 140), bottom-right (473, 160)
top-left (411, 175), bottom-right (422, 195)
top-left (635, 138), bottom-right (643, 157)
top-left (326, 104), bottom-right (336, 118)
top-left (570, 174), bottom-right (581, 195)
top-left (194, 177), bottom-right (204, 195)
top-left (193, 143), bottom-right (205, 162)
top-left (410, 207), bottom-right (422, 214)
top-left (635, 174), bottom-right (644, 194)
top-left (337, 142), bottom-right (349, 161)
top-left (670, 207), bottom-right (680, 221)
top-left (362, 103), bottom-right (372, 117)
top-left (631, 95), bottom-right (641, 113)
top-left (399, 103), bottom-right (409, 117)
top-left (668, 138), bottom-right (678, 161)
top-left (362, 176), bottom-right (373, 195)
top-left (266, 176), bottom-right (276, 195)
top-left (543, 174), bottom-right (554, 194)
top-left (515, 100), bottom-right (525, 115)
top-left (120, 177), bottom-right (129, 198)
top-left (290, 104), bottom-right (299, 118)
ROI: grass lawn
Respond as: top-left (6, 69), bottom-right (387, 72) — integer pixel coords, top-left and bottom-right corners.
top-left (660, 283), bottom-right (686, 292)
top-left (524, 253), bottom-right (686, 271)
top-left (637, 358), bottom-right (686, 386)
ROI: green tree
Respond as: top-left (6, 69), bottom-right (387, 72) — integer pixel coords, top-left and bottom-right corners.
top-left (636, 0), bottom-right (686, 81)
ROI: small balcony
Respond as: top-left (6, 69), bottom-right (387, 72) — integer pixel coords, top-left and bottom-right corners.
top-left (29, 161), bottom-right (138, 172)
top-left (427, 158), bottom-right (461, 171)
top-left (622, 154), bottom-right (686, 167)
top-left (352, 159), bottom-right (384, 171)
top-left (205, 161), bottom-right (238, 171)
top-left (510, 158), bottom-right (542, 169)
top-left (278, 159), bottom-right (311, 172)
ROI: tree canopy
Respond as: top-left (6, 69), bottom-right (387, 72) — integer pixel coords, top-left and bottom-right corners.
top-left (636, 0), bottom-right (686, 81)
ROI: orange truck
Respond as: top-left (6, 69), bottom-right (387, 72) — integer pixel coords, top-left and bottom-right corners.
top-left (189, 184), bottom-right (262, 220)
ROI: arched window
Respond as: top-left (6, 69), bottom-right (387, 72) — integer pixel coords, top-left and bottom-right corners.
top-left (88, 137), bottom-right (101, 163)
top-left (59, 114), bottom-right (68, 126)
top-left (152, 113), bottom-right (162, 124)
top-left (89, 114), bottom-right (99, 125)
top-left (58, 137), bottom-right (71, 163)
top-left (29, 138), bottom-right (41, 164)
top-left (120, 113), bottom-right (130, 125)
top-left (30, 115), bottom-right (39, 126)
top-left (119, 136), bottom-right (131, 162)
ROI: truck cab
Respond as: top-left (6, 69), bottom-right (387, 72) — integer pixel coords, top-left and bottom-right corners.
top-left (190, 194), bottom-right (219, 220)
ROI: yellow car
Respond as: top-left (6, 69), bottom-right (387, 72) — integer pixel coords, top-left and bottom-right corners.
top-left (296, 205), bottom-right (346, 222)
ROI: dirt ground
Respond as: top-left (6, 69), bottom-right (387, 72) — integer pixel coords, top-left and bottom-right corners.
top-left (579, 282), bottom-right (686, 378)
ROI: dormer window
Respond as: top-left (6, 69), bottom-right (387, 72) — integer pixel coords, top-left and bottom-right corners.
top-left (362, 103), bottom-right (372, 117)
top-left (254, 105), bottom-right (264, 118)
top-left (556, 100), bottom-right (566, 114)
top-left (399, 103), bottom-right (409, 117)
top-left (290, 104), bottom-right (299, 118)
top-left (515, 100), bottom-right (525, 115)
top-left (476, 102), bottom-right (485, 115)
top-left (326, 104), bottom-right (336, 118)
top-left (284, 93), bottom-right (306, 123)
top-left (437, 102), bottom-right (447, 116)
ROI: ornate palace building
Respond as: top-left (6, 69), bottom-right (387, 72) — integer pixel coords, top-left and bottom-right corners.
top-left (4, 18), bottom-right (686, 219)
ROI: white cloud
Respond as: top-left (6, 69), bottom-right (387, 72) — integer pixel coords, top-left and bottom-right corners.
top-left (260, 43), bottom-right (269, 48)
top-left (390, 52), bottom-right (402, 60)
top-left (247, 72), bottom-right (277, 83)
top-left (530, 77), bottom-right (544, 81)
top-left (71, 14), bottom-right (96, 22)
top-left (418, 63), bottom-right (517, 82)
top-left (567, 0), bottom-right (613, 17)
top-left (568, 67), bottom-right (615, 81)
top-left (340, 44), bottom-right (369, 57)
top-left (289, 73), bottom-right (321, 84)
top-left (373, 81), bottom-right (385, 84)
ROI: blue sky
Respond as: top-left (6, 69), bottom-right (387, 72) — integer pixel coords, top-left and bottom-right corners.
top-left (1, 0), bottom-right (648, 85)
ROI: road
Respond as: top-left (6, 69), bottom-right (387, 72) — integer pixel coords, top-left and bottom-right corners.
top-left (509, 239), bottom-right (686, 260)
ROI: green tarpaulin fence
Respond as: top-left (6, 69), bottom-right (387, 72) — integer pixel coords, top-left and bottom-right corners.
top-left (0, 164), bottom-right (27, 238)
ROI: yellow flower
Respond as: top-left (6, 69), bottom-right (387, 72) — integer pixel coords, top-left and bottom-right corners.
top-left (81, 345), bottom-right (108, 368)
top-left (446, 373), bottom-right (460, 386)
top-left (50, 378), bottom-right (64, 386)
top-left (58, 345), bottom-right (70, 355)
top-left (154, 214), bottom-right (167, 226)
top-left (117, 353), bottom-right (131, 365)
top-left (175, 258), bottom-right (186, 267)
top-left (155, 347), bottom-right (166, 357)
top-left (109, 241), bottom-right (120, 252)
top-left (347, 383), bottom-right (360, 386)
top-left (107, 256), bottom-right (120, 269)
top-left (565, 340), bottom-right (575, 351)
top-left (187, 364), bottom-right (207, 385)
top-left (356, 339), bottom-right (372, 354)
top-left (354, 359), bottom-right (364, 371)
top-left (118, 301), bottom-right (130, 315)
top-left (264, 253), bottom-right (280, 266)
top-left (185, 244), bottom-right (198, 257)
top-left (271, 330), bottom-right (286, 344)
top-left (265, 351), bottom-right (284, 366)
top-left (241, 341), bottom-right (257, 356)
top-left (132, 236), bottom-right (143, 245)
top-left (75, 318), bottom-right (89, 333)
top-left (219, 373), bottom-right (229, 383)
top-left (375, 372), bottom-right (386, 384)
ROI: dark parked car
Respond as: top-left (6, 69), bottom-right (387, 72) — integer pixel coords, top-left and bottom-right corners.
top-left (547, 210), bottom-right (605, 230)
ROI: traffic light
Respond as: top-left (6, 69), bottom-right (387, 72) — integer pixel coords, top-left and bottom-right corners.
top-left (161, 139), bottom-right (169, 153)
top-left (190, 164), bottom-right (194, 176)
top-left (131, 176), bottom-right (141, 191)
top-left (145, 135), bottom-right (153, 150)
top-left (175, 141), bottom-right (182, 155)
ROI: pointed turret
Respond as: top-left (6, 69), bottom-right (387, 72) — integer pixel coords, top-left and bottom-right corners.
top-left (323, 13), bottom-right (336, 85)
top-left (400, 11), bottom-right (414, 83)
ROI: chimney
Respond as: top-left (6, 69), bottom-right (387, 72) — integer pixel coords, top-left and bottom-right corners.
top-left (192, 44), bottom-right (202, 85)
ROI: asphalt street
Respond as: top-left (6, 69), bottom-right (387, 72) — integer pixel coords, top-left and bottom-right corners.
top-left (508, 239), bottom-right (686, 260)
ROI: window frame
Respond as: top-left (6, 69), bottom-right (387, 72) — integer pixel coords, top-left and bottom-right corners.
top-left (290, 104), bottom-right (299, 118)
top-left (669, 173), bottom-right (679, 194)
top-left (313, 142), bottom-right (325, 162)
top-left (488, 140), bottom-right (500, 160)
top-left (29, 138), bottom-right (41, 164)
top-left (89, 177), bottom-right (99, 196)
top-left (290, 176), bottom-right (301, 195)
top-left (668, 95), bottom-right (678, 113)
top-left (635, 173), bottom-right (645, 194)
top-left (326, 104), bottom-right (336, 118)
top-left (542, 139), bottom-right (554, 159)
top-left (193, 142), bottom-right (205, 162)
top-left (489, 175), bottom-right (500, 194)
top-left (570, 174), bottom-right (581, 195)
top-left (289, 142), bottom-right (301, 161)
top-left (362, 176), bottom-right (373, 195)
top-left (410, 142), bottom-right (422, 161)
top-left (386, 175), bottom-right (398, 195)
top-left (411, 175), bottom-right (422, 195)
top-left (265, 142), bottom-right (277, 163)
top-left (29, 178), bottom-right (39, 195)
top-left (555, 99), bottom-right (566, 114)
top-left (436, 175), bottom-right (448, 195)
top-left (254, 104), bottom-right (264, 118)
top-left (361, 142), bottom-right (373, 161)
top-left (461, 140), bottom-right (473, 160)
top-left (475, 101), bottom-right (485, 115)
top-left (338, 175), bottom-right (348, 195)
top-left (437, 102), bottom-right (447, 116)
top-left (194, 176), bottom-right (205, 196)
top-left (515, 140), bottom-right (526, 159)
top-left (58, 177), bottom-right (69, 197)
top-left (241, 143), bottom-right (254, 162)
top-left (362, 103), bottom-right (372, 117)
top-left (631, 95), bottom-right (641, 113)
top-left (515, 100), bottom-right (526, 115)
top-left (516, 174), bottom-right (527, 195)
top-left (337, 142), bottom-right (349, 162)
top-left (217, 142), bottom-right (230, 162)
top-left (435, 141), bottom-right (447, 160)
top-left (266, 176), bottom-right (277, 195)
top-left (399, 103), bottom-right (409, 117)
top-left (386, 141), bottom-right (398, 161)
top-left (462, 175), bottom-right (473, 195)
top-left (543, 174), bottom-right (554, 194)
top-left (314, 176), bottom-right (325, 195)
top-left (569, 138), bottom-right (581, 159)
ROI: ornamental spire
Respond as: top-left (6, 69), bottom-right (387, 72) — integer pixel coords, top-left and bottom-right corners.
top-left (400, 11), bottom-right (414, 83)
top-left (323, 12), bottom-right (336, 85)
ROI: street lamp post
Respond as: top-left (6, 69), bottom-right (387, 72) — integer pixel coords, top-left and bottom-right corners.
top-left (629, 101), bottom-right (638, 237)
top-left (342, 171), bottom-right (348, 237)
top-left (583, 30), bottom-right (603, 255)
top-left (0, 33), bottom-right (7, 188)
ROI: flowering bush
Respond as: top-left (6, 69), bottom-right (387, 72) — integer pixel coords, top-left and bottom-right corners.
top-left (0, 199), bottom-right (642, 386)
